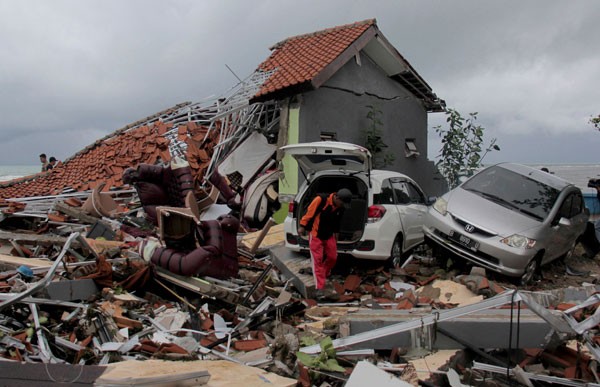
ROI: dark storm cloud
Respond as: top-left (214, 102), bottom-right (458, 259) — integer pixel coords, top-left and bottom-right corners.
top-left (0, 0), bottom-right (598, 164)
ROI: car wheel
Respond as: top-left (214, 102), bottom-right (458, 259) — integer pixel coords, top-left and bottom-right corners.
top-left (520, 257), bottom-right (539, 286)
top-left (390, 235), bottom-right (405, 267)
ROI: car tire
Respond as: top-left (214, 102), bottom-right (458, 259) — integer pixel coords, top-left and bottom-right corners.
top-left (390, 235), bottom-right (405, 267)
top-left (519, 255), bottom-right (541, 286)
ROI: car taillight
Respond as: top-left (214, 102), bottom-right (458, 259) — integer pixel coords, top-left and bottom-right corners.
top-left (286, 233), bottom-right (298, 245)
top-left (367, 205), bottom-right (386, 223)
top-left (288, 201), bottom-right (295, 217)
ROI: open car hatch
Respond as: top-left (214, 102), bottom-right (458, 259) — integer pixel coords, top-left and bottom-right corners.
top-left (281, 141), bottom-right (372, 182)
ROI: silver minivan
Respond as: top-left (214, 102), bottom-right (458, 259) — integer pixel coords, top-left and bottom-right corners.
top-left (423, 163), bottom-right (588, 284)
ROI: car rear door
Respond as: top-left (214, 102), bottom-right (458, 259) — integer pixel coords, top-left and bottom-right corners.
top-left (546, 190), bottom-right (588, 262)
top-left (390, 178), bottom-right (427, 249)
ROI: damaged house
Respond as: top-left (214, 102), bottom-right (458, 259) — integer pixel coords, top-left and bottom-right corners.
top-left (0, 18), bottom-right (446, 210)
top-left (252, 18), bottom-right (447, 199)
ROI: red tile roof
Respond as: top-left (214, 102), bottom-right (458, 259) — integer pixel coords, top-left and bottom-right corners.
top-left (0, 105), bottom-right (218, 202)
top-left (253, 19), bottom-right (376, 100)
top-left (0, 123), bottom-right (171, 200)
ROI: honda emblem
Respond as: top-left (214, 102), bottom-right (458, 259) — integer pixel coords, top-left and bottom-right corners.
top-left (464, 224), bottom-right (475, 233)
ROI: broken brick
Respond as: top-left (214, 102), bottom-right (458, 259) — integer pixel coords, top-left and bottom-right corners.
top-left (343, 275), bottom-right (361, 292)
top-left (396, 298), bottom-right (415, 310)
top-left (417, 274), bottom-right (439, 287)
top-left (556, 303), bottom-right (577, 311)
top-left (233, 339), bottom-right (267, 351)
top-left (477, 276), bottom-right (489, 290)
top-left (158, 343), bottom-right (189, 355)
top-left (540, 351), bottom-right (572, 368)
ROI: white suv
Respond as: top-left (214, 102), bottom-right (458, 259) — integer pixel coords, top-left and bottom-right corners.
top-left (282, 141), bottom-right (430, 262)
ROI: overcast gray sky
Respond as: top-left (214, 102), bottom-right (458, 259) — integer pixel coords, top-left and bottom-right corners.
top-left (1, 0), bottom-right (599, 166)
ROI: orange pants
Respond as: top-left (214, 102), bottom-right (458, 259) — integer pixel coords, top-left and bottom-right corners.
top-left (309, 235), bottom-right (337, 289)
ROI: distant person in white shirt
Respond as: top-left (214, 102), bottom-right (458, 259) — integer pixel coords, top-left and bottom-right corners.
top-left (39, 153), bottom-right (49, 172)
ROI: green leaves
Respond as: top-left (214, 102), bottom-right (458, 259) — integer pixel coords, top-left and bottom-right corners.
top-left (590, 114), bottom-right (600, 131)
top-left (363, 104), bottom-right (395, 168)
top-left (296, 336), bottom-right (346, 373)
top-left (435, 109), bottom-right (499, 189)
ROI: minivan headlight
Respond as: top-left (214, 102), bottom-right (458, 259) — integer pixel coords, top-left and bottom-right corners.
top-left (500, 234), bottom-right (536, 249)
top-left (433, 197), bottom-right (448, 216)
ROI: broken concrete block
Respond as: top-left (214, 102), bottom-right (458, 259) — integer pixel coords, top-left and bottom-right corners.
top-left (469, 266), bottom-right (486, 277)
top-left (416, 280), bottom-right (483, 306)
top-left (346, 360), bottom-right (413, 387)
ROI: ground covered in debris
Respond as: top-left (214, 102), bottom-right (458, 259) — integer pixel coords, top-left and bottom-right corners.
top-left (495, 244), bottom-right (600, 291)
top-left (0, 192), bottom-right (599, 386)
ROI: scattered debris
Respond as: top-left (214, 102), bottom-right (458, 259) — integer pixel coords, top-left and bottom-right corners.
top-left (0, 19), bottom-right (597, 386)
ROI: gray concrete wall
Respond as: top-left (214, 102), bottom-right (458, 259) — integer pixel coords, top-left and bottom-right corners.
top-left (296, 52), bottom-right (447, 196)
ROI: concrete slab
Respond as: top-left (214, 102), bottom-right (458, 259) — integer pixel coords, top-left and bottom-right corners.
top-left (339, 308), bottom-right (552, 350)
top-left (46, 279), bottom-right (99, 301)
top-left (269, 245), bottom-right (315, 298)
top-left (346, 361), bottom-right (413, 387)
top-left (0, 361), bottom-right (106, 386)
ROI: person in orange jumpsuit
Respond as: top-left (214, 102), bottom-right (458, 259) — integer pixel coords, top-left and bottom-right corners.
top-left (298, 188), bottom-right (352, 289)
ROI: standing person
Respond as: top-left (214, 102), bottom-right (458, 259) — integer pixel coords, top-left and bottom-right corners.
top-left (47, 156), bottom-right (58, 170)
top-left (298, 188), bottom-right (352, 291)
top-left (581, 184), bottom-right (600, 258)
top-left (39, 153), bottom-right (49, 172)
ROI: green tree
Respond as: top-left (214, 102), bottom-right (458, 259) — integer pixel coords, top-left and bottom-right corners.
top-left (590, 114), bottom-right (600, 131)
top-left (434, 109), bottom-right (499, 189)
top-left (363, 105), bottom-right (395, 168)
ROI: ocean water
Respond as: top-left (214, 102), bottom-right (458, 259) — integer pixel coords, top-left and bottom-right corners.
top-left (525, 164), bottom-right (600, 195)
top-left (0, 165), bottom-right (42, 182)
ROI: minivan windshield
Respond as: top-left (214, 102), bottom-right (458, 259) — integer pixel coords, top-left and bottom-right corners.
top-left (461, 165), bottom-right (560, 221)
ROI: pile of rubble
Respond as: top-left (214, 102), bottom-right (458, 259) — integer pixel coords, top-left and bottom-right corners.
top-left (0, 182), bottom-right (599, 386)
top-left (0, 77), bottom-right (597, 385)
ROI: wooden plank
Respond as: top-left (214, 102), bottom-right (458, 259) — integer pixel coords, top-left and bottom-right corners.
top-left (98, 359), bottom-right (296, 387)
top-left (240, 223), bottom-right (285, 251)
top-left (0, 253), bottom-right (52, 268)
top-left (155, 268), bottom-right (241, 305)
top-left (84, 238), bottom-right (125, 254)
top-left (55, 201), bottom-right (110, 225)
top-left (269, 245), bottom-right (315, 298)
top-left (249, 218), bottom-right (276, 254)
top-left (0, 230), bottom-right (81, 248)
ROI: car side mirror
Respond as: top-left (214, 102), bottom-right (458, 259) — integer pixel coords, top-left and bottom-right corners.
top-left (558, 217), bottom-right (572, 227)
top-left (427, 196), bottom-right (437, 206)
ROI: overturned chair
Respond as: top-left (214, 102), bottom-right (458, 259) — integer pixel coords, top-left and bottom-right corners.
top-left (139, 207), bottom-right (240, 279)
top-left (122, 159), bottom-right (195, 224)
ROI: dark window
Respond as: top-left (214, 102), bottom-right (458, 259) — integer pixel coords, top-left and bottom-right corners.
top-left (558, 195), bottom-right (573, 219)
top-left (462, 165), bottom-right (560, 221)
top-left (405, 138), bottom-right (420, 158)
top-left (391, 181), bottom-right (411, 204)
top-left (406, 183), bottom-right (425, 204)
top-left (304, 155), bottom-right (364, 166)
top-left (571, 193), bottom-right (584, 216)
top-left (374, 179), bottom-right (394, 205)
top-left (558, 192), bottom-right (585, 220)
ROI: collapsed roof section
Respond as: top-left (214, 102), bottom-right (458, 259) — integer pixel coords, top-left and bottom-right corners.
top-left (251, 18), bottom-right (445, 112)
top-left (0, 75), bottom-right (280, 202)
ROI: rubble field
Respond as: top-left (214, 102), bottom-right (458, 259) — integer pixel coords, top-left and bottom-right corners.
top-left (0, 190), bottom-right (599, 387)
